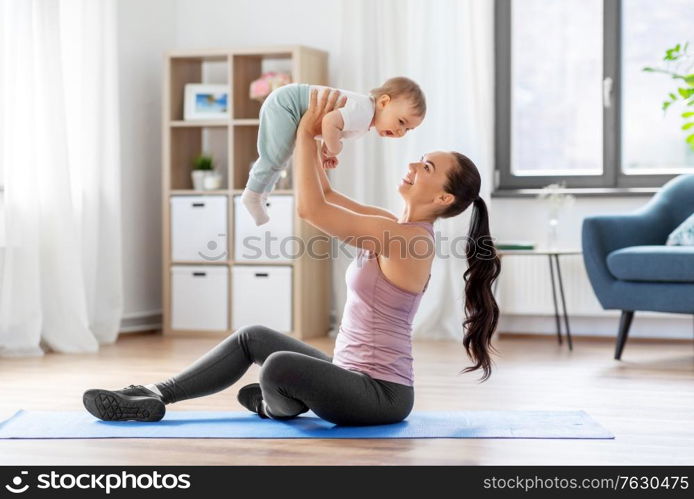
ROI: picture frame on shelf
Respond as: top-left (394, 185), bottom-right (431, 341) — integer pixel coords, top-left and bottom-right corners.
top-left (184, 83), bottom-right (229, 121)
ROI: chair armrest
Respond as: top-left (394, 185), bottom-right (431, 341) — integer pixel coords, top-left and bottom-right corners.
top-left (583, 211), bottom-right (670, 255)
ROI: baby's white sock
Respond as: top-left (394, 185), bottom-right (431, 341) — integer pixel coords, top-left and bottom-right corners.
top-left (144, 384), bottom-right (163, 397)
top-left (241, 188), bottom-right (270, 226)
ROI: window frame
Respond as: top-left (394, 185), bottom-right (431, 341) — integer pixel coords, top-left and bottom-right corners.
top-left (494, 0), bottom-right (680, 191)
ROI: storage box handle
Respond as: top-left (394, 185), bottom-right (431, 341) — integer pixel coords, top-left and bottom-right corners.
top-left (254, 272), bottom-right (269, 278)
top-left (192, 202), bottom-right (205, 207)
top-left (192, 272), bottom-right (207, 277)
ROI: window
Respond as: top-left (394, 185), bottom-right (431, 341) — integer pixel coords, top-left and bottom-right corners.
top-left (621, 0), bottom-right (694, 174)
top-left (496, 0), bottom-right (694, 190)
top-left (511, 0), bottom-right (603, 178)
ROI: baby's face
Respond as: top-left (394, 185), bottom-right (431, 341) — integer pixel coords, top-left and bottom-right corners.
top-left (373, 96), bottom-right (423, 138)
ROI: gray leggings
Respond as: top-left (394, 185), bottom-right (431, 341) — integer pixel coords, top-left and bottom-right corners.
top-left (156, 325), bottom-right (414, 426)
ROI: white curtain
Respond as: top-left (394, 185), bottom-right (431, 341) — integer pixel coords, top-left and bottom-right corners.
top-left (0, 0), bottom-right (122, 356)
top-left (333, 0), bottom-right (495, 339)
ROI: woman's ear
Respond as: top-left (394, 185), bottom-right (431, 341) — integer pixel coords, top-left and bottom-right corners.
top-left (436, 192), bottom-right (456, 207)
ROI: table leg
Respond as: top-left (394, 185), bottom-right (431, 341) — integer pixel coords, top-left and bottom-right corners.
top-left (492, 255), bottom-right (502, 296)
top-left (553, 254), bottom-right (573, 351)
top-left (548, 255), bottom-right (563, 345)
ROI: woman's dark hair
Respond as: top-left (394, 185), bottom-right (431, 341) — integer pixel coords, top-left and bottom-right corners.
top-left (440, 152), bottom-right (501, 381)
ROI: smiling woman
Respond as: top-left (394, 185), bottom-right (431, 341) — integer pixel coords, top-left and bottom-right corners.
top-left (82, 88), bottom-right (501, 428)
top-left (294, 88), bottom-right (502, 381)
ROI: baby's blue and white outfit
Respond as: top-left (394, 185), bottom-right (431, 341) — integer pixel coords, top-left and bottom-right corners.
top-left (245, 83), bottom-right (375, 193)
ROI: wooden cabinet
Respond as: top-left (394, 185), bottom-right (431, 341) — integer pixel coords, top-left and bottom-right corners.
top-left (162, 46), bottom-right (331, 339)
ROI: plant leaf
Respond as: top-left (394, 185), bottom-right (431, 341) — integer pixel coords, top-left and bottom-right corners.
top-left (682, 112), bottom-right (694, 118)
top-left (678, 87), bottom-right (694, 99)
top-left (664, 44), bottom-right (680, 60)
top-left (663, 101), bottom-right (672, 111)
top-left (685, 74), bottom-right (694, 86)
top-left (682, 122), bottom-right (694, 130)
top-left (642, 66), bottom-right (655, 72)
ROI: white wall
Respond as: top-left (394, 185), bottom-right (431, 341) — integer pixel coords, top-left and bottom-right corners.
top-left (173, 0), bottom-right (342, 82)
top-left (117, 0), bottom-right (177, 330)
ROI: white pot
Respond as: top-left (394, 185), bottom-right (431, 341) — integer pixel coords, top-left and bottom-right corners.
top-left (191, 170), bottom-right (207, 191)
top-left (203, 171), bottom-right (222, 190)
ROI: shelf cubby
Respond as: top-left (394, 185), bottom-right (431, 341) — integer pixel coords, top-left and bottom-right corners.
top-left (232, 53), bottom-right (293, 119)
top-left (169, 126), bottom-right (229, 190)
top-left (169, 56), bottom-right (229, 122)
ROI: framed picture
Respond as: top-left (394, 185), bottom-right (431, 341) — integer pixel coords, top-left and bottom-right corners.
top-left (184, 84), bottom-right (229, 120)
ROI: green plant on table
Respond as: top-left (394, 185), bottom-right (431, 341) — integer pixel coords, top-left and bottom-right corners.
top-left (643, 42), bottom-right (694, 151)
top-left (193, 154), bottom-right (214, 171)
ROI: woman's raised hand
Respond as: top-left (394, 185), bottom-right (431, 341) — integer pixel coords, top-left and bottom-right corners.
top-left (298, 88), bottom-right (347, 138)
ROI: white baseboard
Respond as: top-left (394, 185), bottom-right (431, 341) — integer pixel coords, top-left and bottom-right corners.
top-left (499, 313), bottom-right (694, 340)
top-left (119, 310), bottom-right (162, 333)
top-left (123, 308), bottom-right (692, 340)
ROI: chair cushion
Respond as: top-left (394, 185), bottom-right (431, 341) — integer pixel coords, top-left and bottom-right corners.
top-left (667, 212), bottom-right (694, 246)
top-left (607, 245), bottom-right (694, 282)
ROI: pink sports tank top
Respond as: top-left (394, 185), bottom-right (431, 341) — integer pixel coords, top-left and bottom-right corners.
top-left (332, 221), bottom-right (435, 386)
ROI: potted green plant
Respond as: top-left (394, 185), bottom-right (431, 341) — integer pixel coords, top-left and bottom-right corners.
top-left (643, 42), bottom-right (694, 150)
top-left (191, 154), bottom-right (221, 191)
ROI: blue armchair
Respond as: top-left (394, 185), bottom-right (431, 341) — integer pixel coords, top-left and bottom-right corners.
top-left (582, 174), bottom-right (694, 359)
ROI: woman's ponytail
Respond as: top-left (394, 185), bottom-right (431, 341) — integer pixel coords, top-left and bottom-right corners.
top-left (441, 153), bottom-right (501, 381)
top-left (461, 197), bottom-right (501, 381)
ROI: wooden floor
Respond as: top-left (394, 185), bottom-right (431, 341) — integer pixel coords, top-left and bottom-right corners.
top-left (1, 331), bottom-right (693, 465)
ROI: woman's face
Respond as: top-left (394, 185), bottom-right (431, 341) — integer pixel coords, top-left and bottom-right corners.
top-left (398, 151), bottom-right (457, 212)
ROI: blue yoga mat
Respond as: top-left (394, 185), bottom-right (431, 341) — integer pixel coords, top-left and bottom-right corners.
top-left (0, 410), bottom-right (613, 439)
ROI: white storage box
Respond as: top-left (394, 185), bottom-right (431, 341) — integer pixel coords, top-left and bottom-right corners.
top-left (171, 265), bottom-right (228, 331)
top-left (232, 265), bottom-right (292, 333)
top-left (234, 195), bottom-right (294, 262)
top-left (171, 196), bottom-right (227, 262)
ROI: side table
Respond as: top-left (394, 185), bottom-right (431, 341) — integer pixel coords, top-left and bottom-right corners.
top-left (493, 248), bottom-right (582, 350)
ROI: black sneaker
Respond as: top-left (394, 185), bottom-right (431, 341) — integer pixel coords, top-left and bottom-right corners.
top-left (237, 383), bottom-right (268, 419)
top-left (83, 385), bottom-right (165, 422)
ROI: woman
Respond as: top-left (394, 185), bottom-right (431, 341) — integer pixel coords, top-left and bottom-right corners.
top-left (83, 89), bottom-right (501, 426)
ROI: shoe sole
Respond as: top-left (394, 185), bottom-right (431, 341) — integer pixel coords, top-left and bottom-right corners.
top-left (237, 383), bottom-right (264, 415)
top-left (83, 389), bottom-right (165, 422)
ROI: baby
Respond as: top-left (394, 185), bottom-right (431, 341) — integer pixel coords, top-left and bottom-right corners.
top-left (241, 77), bottom-right (427, 225)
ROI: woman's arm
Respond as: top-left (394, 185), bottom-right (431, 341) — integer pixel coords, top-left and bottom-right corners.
top-left (316, 164), bottom-right (398, 221)
top-left (311, 93), bottom-right (397, 221)
top-left (294, 89), bottom-right (410, 255)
